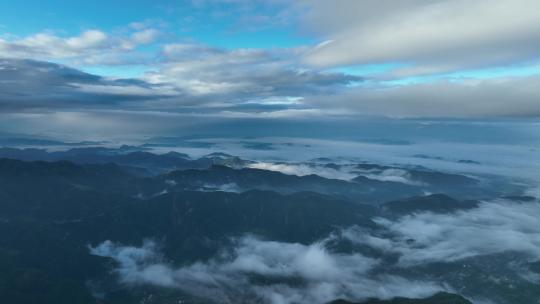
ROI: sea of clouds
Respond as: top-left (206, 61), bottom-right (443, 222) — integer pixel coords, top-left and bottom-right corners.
top-left (90, 198), bottom-right (540, 304)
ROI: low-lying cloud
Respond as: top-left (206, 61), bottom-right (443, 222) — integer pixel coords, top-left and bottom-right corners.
top-left (89, 198), bottom-right (540, 304)
top-left (199, 183), bottom-right (242, 193)
top-left (356, 168), bottom-right (427, 186)
top-left (247, 162), bottom-right (356, 181)
top-left (90, 236), bottom-right (444, 304)
top-left (247, 162), bottom-right (427, 186)
top-left (347, 199), bottom-right (540, 265)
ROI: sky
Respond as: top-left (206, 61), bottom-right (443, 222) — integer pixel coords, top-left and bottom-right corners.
top-left (0, 0), bottom-right (539, 141)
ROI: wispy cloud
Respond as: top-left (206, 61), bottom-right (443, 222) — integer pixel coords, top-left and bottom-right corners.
top-left (247, 162), bottom-right (357, 180)
top-left (346, 199), bottom-right (540, 265)
top-left (358, 168), bottom-right (427, 186)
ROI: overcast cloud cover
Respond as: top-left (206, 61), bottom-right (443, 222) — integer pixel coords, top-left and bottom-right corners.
top-left (302, 0), bottom-right (540, 72)
top-left (0, 0), bottom-right (539, 140)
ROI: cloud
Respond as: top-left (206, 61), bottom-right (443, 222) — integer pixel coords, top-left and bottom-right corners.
top-left (199, 183), bottom-right (242, 193)
top-left (2, 16), bottom-right (538, 121)
top-left (0, 40), bottom-right (360, 118)
top-left (0, 28), bottom-right (159, 65)
top-left (90, 240), bottom-right (177, 287)
top-left (65, 30), bottom-right (108, 49)
top-left (346, 199), bottom-right (540, 265)
top-left (129, 29), bottom-right (159, 45)
top-left (0, 59), bottom-right (171, 111)
top-left (145, 43), bottom-right (359, 100)
top-left (307, 77), bottom-right (540, 117)
top-left (90, 236), bottom-right (444, 304)
top-left (525, 186), bottom-right (540, 198)
top-left (87, 196), bottom-right (540, 304)
top-left (246, 161), bottom-right (425, 186)
top-left (358, 168), bottom-right (426, 186)
top-left (0, 2), bottom-right (538, 126)
top-left (247, 162), bottom-right (356, 180)
top-left (302, 0), bottom-right (540, 76)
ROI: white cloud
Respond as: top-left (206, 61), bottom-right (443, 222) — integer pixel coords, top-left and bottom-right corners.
top-left (248, 162), bottom-right (425, 186)
top-left (2, 11), bottom-right (538, 119)
top-left (90, 240), bottom-right (177, 287)
top-left (130, 29), bottom-right (159, 45)
top-left (359, 168), bottom-right (426, 186)
top-left (90, 236), bottom-right (444, 304)
top-left (66, 30), bottom-right (108, 49)
top-left (525, 186), bottom-right (540, 198)
top-left (247, 162), bottom-right (356, 180)
top-left (346, 199), bottom-right (540, 265)
top-left (0, 28), bottom-right (160, 66)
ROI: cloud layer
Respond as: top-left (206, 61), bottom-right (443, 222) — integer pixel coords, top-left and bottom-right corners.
top-left (1, 0), bottom-right (539, 139)
top-left (347, 199), bottom-right (540, 265)
top-left (247, 162), bottom-right (357, 180)
top-left (90, 198), bottom-right (540, 304)
top-left (90, 236), bottom-right (443, 304)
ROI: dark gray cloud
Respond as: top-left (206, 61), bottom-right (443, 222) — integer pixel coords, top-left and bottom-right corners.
top-left (0, 56), bottom-right (362, 140)
top-left (0, 58), bottom-right (171, 111)
top-left (0, 54), bottom-right (359, 114)
top-left (5, 55), bottom-right (538, 122)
